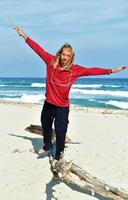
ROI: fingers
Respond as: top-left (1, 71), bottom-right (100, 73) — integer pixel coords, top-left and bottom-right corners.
top-left (15, 26), bottom-right (21, 32)
top-left (122, 66), bottom-right (128, 70)
top-left (118, 66), bottom-right (127, 70)
top-left (14, 26), bottom-right (23, 37)
top-left (122, 66), bottom-right (126, 70)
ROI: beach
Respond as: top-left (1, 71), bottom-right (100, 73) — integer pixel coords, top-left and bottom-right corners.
top-left (0, 100), bottom-right (128, 200)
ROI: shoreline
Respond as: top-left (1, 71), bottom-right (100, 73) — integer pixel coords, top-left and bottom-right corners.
top-left (0, 99), bottom-right (128, 115)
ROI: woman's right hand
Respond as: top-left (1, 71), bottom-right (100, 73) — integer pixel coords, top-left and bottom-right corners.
top-left (15, 27), bottom-right (27, 40)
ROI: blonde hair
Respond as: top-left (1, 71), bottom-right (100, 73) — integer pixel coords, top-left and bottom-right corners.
top-left (53, 43), bottom-right (75, 70)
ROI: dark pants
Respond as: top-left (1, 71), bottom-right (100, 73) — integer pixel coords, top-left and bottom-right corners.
top-left (41, 100), bottom-right (69, 160)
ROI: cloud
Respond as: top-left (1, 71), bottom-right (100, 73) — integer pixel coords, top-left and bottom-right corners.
top-left (0, 0), bottom-right (128, 77)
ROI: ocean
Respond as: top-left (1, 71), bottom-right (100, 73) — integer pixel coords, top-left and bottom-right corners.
top-left (0, 77), bottom-right (128, 110)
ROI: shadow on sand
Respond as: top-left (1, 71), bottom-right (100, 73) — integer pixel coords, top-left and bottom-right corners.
top-left (9, 133), bottom-right (109, 200)
top-left (45, 177), bottom-right (109, 200)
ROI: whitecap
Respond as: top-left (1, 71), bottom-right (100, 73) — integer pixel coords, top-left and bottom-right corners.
top-left (72, 84), bottom-right (102, 88)
top-left (20, 93), bottom-right (45, 103)
top-left (31, 83), bottom-right (46, 88)
top-left (106, 100), bottom-right (128, 109)
top-left (71, 88), bottom-right (128, 98)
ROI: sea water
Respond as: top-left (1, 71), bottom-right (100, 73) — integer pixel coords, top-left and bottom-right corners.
top-left (0, 77), bottom-right (128, 110)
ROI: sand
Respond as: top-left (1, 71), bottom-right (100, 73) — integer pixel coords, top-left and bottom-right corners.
top-left (0, 100), bottom-right (128, 200)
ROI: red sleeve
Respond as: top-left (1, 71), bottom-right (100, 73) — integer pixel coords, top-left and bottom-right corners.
top-left (73, 65), bottom-right (111, 77)
top-left (25, 37), bottom-right (54, 64)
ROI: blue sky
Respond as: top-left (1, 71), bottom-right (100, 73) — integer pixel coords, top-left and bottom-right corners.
top-left (0, 0), bottom-right (128, 77)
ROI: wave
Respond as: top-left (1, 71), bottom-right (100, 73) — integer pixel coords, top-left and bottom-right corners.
top-left (0, 84), bottom-right (31, 88)
top-left (72, 84), bottom-right (102, 88)
top-left (2, 93), bottom-right (45, 103)
top-left (20, 93), bottom-right (45, 103)
top-left (72, 84), bottom-right (120, 88)
top-left (30, 83), bottom-right (122, 89)
top-left (71, 88), bottom-right (128, 98)
top-left (0, 83), bottom-right (123, 89)
top-left (106, 100), bottom-right (128, 109)
top-left (31, 83), bottom-right (46, 87)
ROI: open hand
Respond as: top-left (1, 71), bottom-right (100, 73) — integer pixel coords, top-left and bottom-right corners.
top-left (111, 66), bottom-right (127, 73)
top-left (15, 27), bottom-right (27, 40)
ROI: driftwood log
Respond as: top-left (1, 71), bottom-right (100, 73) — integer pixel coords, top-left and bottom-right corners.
top-left (49, 158), bottom-right (128, 200)
top-left (25, 124), bottom-right (128, 200)
top-left (25, 124), bottom-right (71, 143)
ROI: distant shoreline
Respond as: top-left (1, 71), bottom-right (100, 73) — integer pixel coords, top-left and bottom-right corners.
top-left (0, 99), bottom-right (127, 115)
top-left (0, 77), bottom-right (127, 79)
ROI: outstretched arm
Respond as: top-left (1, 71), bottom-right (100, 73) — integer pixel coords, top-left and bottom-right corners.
top-left (14, 27), bottom-right (53, 64)
top-left (73, 65), bottom-right (127, 78)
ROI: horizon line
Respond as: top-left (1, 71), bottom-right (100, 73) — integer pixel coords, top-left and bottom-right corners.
top-left (0, 77), bottom-right (127, 79)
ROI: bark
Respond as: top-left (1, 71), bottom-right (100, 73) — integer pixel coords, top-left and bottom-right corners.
top-left (25, 124), bottom-right (71, 143)
top-left (50, 159), bottom-right (128, 200)
top-left (25, 124), bottom-right (128, 199)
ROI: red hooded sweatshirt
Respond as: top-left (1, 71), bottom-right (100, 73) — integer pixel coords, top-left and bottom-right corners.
top-left (25, 37), bottom-right (111, 107)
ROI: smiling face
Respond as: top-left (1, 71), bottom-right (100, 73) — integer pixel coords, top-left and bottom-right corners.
top-left (60, 47), bottom-right (72, 66)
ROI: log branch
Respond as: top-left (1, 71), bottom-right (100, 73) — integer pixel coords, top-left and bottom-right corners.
top-left (25, 124), bottom-right (71, 143)
top-left (25, 124), bottom-right (128, 200)
top-left (50, 159), bottom-right (128, 200)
